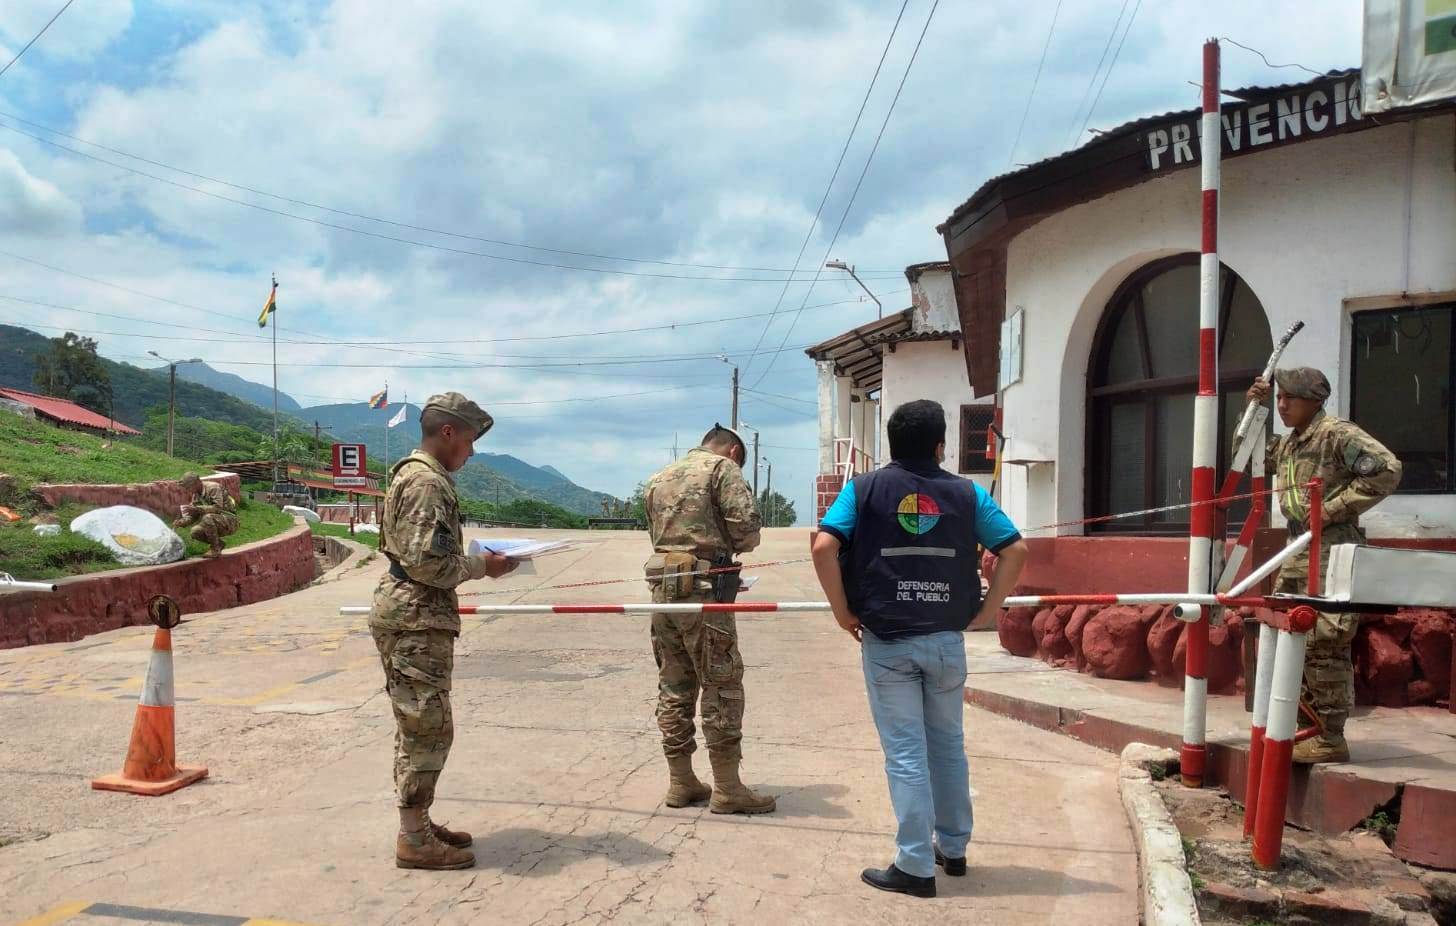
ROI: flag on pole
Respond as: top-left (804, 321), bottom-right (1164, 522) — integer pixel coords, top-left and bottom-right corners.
top-left (388, 404), bottom-right (407, 428)
top-left (257, 283), bottom-right (277, 328)
top-left (368, 388), bottom-right (388, 409)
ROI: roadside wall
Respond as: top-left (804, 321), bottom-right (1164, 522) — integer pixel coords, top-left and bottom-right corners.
top-left (0, 521), bottom-right (314, 649)
top-left (32, 473), bottom-right (242, 520)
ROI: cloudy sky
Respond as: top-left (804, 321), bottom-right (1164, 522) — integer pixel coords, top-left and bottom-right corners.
top-left (0, 0), bottom-right (1361, 518)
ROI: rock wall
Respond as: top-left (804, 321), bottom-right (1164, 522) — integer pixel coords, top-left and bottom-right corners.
top-left (32, 473), bottom-right (241, 520)
top-left (995, 602), bottom-right (1455, 706)
top-left (0, 522), bottom-right (315, 649)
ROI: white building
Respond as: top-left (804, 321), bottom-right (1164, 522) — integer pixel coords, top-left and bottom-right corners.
top-left (936, 69), bottom-right (1455, 590)
top-left (806, 262), bottom-right (995, 518)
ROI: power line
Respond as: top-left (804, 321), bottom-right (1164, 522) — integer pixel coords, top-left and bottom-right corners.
top-left (0, 109), bottom-right (910, 278)
top-left (1007, 0), bottom-right (1064, 167)
top-left (741, 386), bottom-right (816, 406)
top-left (1066, 0), bottom-right (1131, 148)
top-left (1077, 0), bottom-right (1143, 143)
top-left (0, 121), bottom-right (909, 285)
top-left (738, 0), bottom-right (912, 381)
top-left (0, 0), bottom-right (75, 80)
top-left (1219, 37), bottom-right (1325, 79)
top-left (751, 0), bottom-right (940, 388)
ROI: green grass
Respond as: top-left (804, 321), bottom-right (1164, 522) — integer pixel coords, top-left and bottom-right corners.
top-left (0, 410), bottom-right (199, 502)
top-left (310, 520), bottom-right (381, 549)
top-left (2, 500), bottom-right (299, 580)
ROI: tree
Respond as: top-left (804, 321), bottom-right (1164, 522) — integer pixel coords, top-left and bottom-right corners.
top-left (758, 489), bottom-right (796, 528)
top-left (33, 333), bottom-right (112, 415)
top-left (257, 426), bottom-right (314, 470)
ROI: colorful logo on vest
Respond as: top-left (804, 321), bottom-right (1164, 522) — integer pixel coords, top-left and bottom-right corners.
top-left (896, 493), bottom-right (942, 535)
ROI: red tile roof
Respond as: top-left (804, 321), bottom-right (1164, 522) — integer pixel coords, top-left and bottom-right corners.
top-left (0, 387), bottom-right (141, 435)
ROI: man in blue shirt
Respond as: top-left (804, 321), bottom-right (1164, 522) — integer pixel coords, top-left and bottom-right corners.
top-left (811, 399), bottom-right (1028, 898)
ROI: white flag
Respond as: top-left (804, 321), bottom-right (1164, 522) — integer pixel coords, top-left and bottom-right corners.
top-left (387, 405), bottom-right (407, 429)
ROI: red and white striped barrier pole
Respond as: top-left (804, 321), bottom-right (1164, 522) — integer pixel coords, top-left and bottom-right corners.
top-left (1183, 37), bottom-right (1222, 789)
top-left (1251, 604), bottom-right (1318, 869)
top-left (1242, 620), bottom-right (1278, 839)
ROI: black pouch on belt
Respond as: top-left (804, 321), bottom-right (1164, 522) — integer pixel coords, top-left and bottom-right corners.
top-left (710, 551), bottom-right (742, 604)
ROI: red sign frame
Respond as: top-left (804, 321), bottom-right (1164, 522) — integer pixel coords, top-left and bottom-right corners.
top-left (332, 443), bottom-right (367, 488)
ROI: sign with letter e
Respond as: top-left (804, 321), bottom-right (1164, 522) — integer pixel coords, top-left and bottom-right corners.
top-left (332, 443), bottom-right (367, 488)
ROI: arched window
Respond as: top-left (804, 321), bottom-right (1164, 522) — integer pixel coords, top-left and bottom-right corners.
top-left (1088, 255), bottom-right (1272, 533)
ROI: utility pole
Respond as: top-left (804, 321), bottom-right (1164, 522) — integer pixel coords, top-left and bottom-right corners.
top-left (731, 365), bottom-right (739, 430)
top-left (765, 459), bottom-right (773, 527)
top-left (148, 351), bottom-right (201, 457)
top-left (752, 430), bottom-right (760, 498)
top-left (270, 274), bottom-right (279, 489)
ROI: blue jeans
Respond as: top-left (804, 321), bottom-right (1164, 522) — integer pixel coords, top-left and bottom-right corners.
top-left (861, 629), bottom-right (973, 878)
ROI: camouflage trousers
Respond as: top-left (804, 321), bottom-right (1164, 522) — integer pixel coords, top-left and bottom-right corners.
top-left (371, 627), bottom-right (455, 809)
top-left (650, 586), bottom-right (745, 762)
top-left (182, 512), bottom-right (238, 547)
top-left (1274, 524), bottom-right (1363, 737)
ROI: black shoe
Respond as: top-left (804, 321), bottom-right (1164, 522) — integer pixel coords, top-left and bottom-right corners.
top-left (861, 864), bottom-right (936, 898)
top-left (934, 846), bottom-right (967, 877)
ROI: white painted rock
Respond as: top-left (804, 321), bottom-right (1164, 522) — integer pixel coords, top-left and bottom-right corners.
top-left (282, 505), bottom-right (320, 523)
top-left (353, 523), bottom-right (379, 534)
top-left (33, 523), bottom-right (60, 537)
top-left (70, 506), bottom-right (185, 566)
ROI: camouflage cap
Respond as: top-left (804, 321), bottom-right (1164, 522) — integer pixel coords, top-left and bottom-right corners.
top-left (1273, 367), bottom-right (1331, 402)
top-left (423, 392), bottom-right (494, 439)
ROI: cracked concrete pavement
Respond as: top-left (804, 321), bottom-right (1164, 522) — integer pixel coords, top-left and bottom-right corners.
top-left (1, 528), bottom-right (1137, 924)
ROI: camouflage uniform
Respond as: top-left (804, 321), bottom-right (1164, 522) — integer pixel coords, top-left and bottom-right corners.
top-left (176, 481), bottom-right (239, 549)
top-left (1266, 369), bottom-right (1401, 739)
top-left (371, 447), bottom-right (490, 809)
top-left (644, 447), bottom-right (762, 762)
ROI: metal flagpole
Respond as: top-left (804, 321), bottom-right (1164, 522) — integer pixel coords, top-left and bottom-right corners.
top-left (271, 273), bottom-right (279, 488)
top-left (1182, 39), bottom-right (1221, 788)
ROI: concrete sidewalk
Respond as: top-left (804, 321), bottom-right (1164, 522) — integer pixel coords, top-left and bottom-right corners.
top-left (962, 634), bottom-right (1456, 869)
top-left (2, 529), bottom-right (1137, 925)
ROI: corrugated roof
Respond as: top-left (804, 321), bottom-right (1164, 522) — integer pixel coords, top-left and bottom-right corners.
top-left (937, 68), bottom-right (1361, 234)
top-left (0, 387), bottom-right (141, 435)
top-left (803, 308), bottom-right (915, 392)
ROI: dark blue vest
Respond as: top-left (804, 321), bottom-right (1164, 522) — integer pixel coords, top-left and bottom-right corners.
top-left (839, 460), bottom-right (981, 640)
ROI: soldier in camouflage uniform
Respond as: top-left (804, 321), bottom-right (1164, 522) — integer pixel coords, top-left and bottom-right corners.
top-left (643, 424), bottom-right (774, 814)
top-left (1249, 368), bottom-right (1402, 764)
top-left (370, 393), bottom-right (518, 870)
top-left (173, 474), bottom-right (239, 558)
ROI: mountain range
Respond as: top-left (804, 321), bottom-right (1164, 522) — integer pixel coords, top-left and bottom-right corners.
top-left (2, 324), bottom-right (618, 514)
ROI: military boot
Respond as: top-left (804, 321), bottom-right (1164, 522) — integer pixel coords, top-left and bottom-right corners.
top-left (396, 829), bottom-right (475, 870)
top-left (664, 755), bottom-right (712, 808)
top-left (1292, 733), bottom-right (1350, 764)
top-left (429, 819), bottom-right (473, 848)
top-left (708, 755), bottom-right (776, 815)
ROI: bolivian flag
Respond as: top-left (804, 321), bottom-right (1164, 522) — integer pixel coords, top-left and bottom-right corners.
top-left (368, 388), bottom-right (388, 409)
top-left (257, 282), bottom-right (277, 328)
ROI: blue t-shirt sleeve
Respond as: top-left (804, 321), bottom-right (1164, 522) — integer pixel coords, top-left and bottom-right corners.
top-left (818, 480), bottom-right (857, 544)
top-left (972, 482), bottom-right (1021, 552)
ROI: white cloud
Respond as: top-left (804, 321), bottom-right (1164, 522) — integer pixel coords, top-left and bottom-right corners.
top-left (0, 148), bottom-right (80, 234)
top-left (0, 0), bottom-right (133, 61)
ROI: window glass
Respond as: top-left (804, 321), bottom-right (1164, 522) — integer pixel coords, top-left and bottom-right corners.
top-left (1107, 402), bottom-right (1147, 517)
top-left (1139, 263), bottom-right (1201, 378)
top-left (1351, 307), bottom-right (1452, 493)
top-left (1221, 280), bottom-right (1275, 371)
top-left (1103, 309), bottom-right (1144, 385)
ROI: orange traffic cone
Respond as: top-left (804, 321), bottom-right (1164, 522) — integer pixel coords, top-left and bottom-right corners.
top-left (92, 605), bottom-right (208, 796)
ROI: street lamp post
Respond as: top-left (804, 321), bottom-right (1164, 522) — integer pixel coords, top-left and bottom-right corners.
top-left (149, 351), bottom-right (203, 457)
top-left (738, 421), bottom-right (761, 498)
top-left (759, 457), bottom-right (773, 527)
top-left (717, 355), bottom-right (740, 430)
top-left (826, 259), bottom-right (882, 319)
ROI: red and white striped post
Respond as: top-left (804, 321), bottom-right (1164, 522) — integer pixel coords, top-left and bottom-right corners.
top-left (1251, 604), bottom-right (1318, 869)
top-left (1182, 37), bottom-right (1222, 788)
top-left (1242, 620), bottom-right (1278, 839)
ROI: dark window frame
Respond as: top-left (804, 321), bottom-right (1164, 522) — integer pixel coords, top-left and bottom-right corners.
top-left (1085, 254), bottom-right (1270, 535)
top-left (1349, 302), bottom-right (1456, 495)
top-left (959, 405), bottom-right (996, 474)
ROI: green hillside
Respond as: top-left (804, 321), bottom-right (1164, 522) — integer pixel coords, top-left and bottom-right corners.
top-left (0, 408), bottom-right (196, 494)
top-left (0, 325), bottom-right (292, 432)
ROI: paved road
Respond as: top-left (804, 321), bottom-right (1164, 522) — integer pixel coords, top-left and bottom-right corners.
top-left (2, 529), bottom-right (1137, 925)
